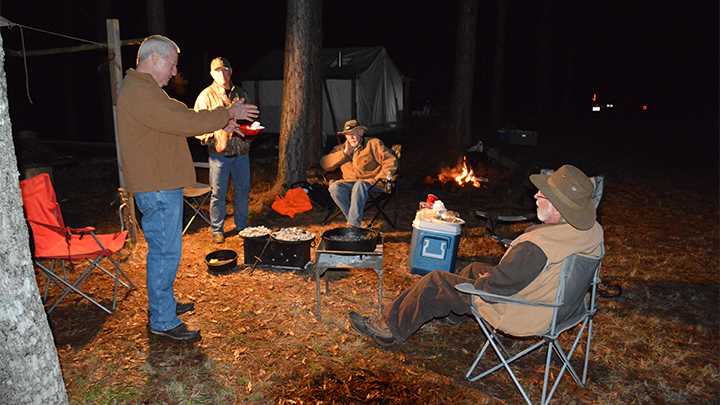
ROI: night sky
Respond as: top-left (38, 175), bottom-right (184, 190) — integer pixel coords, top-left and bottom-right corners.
top-left (0, 0), bottom-right (717, 160)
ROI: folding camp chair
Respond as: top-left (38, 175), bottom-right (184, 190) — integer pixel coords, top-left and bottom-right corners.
top-left (182, 182), bottom-right (212, 235)
top-left (455, 251), bottom-right (604, 405)
top-left (476, 172), bottom-right (604, 249)
top-left (19, 173), bottom-right (135, 314)
top-left (323, 145), bottom-right (401, 228)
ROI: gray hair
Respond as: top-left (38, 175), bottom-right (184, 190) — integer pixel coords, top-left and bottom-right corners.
top-left (136, 35), bottom-right (180, 65)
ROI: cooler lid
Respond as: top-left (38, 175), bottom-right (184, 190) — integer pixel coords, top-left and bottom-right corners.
top-left (412, 217), bottom-right (464, 235)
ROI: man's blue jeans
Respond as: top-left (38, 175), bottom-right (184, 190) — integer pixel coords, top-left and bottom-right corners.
top-left (328, 180), bottom-right (373, 227)
top-left (209, 153), bottom-right (250, 234)
top-left (134, 188), bottom-right (184, 332)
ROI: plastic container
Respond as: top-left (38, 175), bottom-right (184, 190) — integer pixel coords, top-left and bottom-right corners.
top-left (408, 209), bottom-right (464, 276)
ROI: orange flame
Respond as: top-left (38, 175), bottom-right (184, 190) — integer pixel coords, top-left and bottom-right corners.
top-left (438, 157), bottom-right (487, 188)
top-left (455, 161), bottom-right (479, 187)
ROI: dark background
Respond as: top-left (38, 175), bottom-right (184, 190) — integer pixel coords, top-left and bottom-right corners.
top-left (1, 0), bottom-right (717, 165)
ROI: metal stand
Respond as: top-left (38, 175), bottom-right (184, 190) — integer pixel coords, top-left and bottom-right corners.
top-left (312, 239), bottom-right (384, 321)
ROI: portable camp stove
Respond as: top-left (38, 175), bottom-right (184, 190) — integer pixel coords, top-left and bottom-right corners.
top-left (312, 238), bottom-right (383, 321)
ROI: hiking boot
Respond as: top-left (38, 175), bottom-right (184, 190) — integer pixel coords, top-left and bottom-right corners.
top-left (349, 311), bottom-right (395, 346)
top-left (212, 233), bottom-right (225, 244)
top-left (147, 301), bottom-right (195, 318)
top-left (150, 322), bottom-right (201, 341)
top-left (175, 301), bottom-right (195, 315)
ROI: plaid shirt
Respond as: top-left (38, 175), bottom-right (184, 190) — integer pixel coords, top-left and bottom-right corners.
top-left (193, 81), bottom-right (252, 156)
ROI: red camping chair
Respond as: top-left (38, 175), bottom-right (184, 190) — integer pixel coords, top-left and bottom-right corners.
top-left (19, 173), bottom-right (135, 314)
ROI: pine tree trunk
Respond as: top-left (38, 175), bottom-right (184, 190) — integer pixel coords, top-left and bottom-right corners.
top-left (276, 0), bottom-right (323, 191)
top-left (305, 2), bottom-right (324, 167)
top-left (0, 32), bottom-right (69, 405)
top-left (146, 0), bottom-right (167, 36)
top-left (489, 0), bottom-right (508, 131)
top-left (448, 0), bottom-right (478, 152)
top-left (534, 0), bottom-right (551, 123)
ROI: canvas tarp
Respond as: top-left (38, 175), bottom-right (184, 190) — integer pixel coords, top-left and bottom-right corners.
top-left (240, 46), bottom-right (408, 136)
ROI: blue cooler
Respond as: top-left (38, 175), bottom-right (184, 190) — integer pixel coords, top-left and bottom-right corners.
top-left (408, 211), bottom-right (464, 276)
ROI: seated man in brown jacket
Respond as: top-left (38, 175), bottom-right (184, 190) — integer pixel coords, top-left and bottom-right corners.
top-left (320, 120), bottom-right (398, 227)
top-left (349, 164), bottom-right (604, 345)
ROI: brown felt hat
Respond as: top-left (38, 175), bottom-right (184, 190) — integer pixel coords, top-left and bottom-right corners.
top-left (210, 57), bottom-right (232, 71)
top-left (338, 119), bottom-right (367, 135)
top-left (530, 165), bottom-right (596, 230)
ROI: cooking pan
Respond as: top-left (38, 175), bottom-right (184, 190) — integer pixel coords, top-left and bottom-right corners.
top-left (204, 249), bottom-right (238, 273)
top-left (321, 226), bottom-right (380, 252)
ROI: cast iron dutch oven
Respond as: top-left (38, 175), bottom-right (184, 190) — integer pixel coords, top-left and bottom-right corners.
top-left (204, 249), bottom-right (238, 273)
top-left (321, 226), bottom-right (380, 252)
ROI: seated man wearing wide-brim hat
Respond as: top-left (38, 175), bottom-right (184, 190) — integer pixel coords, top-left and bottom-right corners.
top-left (349, 164), bottom-right (605, 345)
top-left (320, 120), bottom-right (398, 228)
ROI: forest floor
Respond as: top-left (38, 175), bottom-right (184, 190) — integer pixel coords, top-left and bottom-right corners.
top-left (30, 120), bottom-right (719, 404)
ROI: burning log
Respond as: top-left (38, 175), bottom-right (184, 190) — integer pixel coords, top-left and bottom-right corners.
top-left (437, 156), bottom-right (489, 188)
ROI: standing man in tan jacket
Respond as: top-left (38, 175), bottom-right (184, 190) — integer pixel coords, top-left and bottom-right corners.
top-left (194, 57), bottom-right (253, 244)
top-left (349, 165), bottom-right (604, 345)
top-left (320, 120), bottom-right (397, 227)
top-left (117, 35), bottom-right (258, 340)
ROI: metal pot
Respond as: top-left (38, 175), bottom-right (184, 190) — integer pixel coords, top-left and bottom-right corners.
top-left (322, 226), bottom-right (380, 252)
top-left (204, 249), bottom-right (238, 273)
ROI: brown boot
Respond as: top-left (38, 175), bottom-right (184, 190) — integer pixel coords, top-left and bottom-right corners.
top-left (349, 311), bottom-right (395, 345)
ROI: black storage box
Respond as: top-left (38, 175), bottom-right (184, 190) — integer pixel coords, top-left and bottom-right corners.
top-left (243, 236), bottom-right (313, 269)
top-left (508, 129), bottom-right (539, 146)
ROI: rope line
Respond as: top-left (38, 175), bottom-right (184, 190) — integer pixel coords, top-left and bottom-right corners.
top-left (12, 22), bottom-right (106, 47)
top-left (2, 17), bottom-right (108, 104)
top-left (19, 26), bottom-right (32, 104)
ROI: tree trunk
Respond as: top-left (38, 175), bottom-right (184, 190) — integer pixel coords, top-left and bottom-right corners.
top-left (489, 0), bottom-right (508, 131)
top-left (0, 32), bottom-right (69, 405)
top-left (305, 2), bottom-right (324, 167)
top-left (146, 0), bottom-right (167, 36)
top-left (275, 0), bottom-right (323, 192)
top-left (448, 0), bottom-right (478, 153)
top-left (534, 0), bottom-right (551, 124)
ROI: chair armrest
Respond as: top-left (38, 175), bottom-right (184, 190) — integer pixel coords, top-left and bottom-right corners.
top-left (455, 283), bottom-right (559, 308)
top-left (26, 219), bottom-right (95, 235)
top-left (475, 211), bottom-right (536, 222)
top-left (67, 226), bottom-right (96, 234)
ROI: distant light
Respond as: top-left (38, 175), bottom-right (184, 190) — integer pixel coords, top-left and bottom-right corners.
top-left (606, 104), bottom-right (613, 108)
top-left (593, 94), bottom-right (597, 102)
top-left (643, 105), bottom-right (647, 110)
top-left (592, 104), bottom-right (601, 112)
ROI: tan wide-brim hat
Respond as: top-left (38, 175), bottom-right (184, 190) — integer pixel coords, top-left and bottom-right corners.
top-left (338, 119), bottom-right (368, 135)
top-left (530, 164), bottom-right (596, 230)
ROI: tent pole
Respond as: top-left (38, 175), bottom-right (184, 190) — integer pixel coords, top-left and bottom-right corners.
top-left (322, 78), bottom-right (340, 144)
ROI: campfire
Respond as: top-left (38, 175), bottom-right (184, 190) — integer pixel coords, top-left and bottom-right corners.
top-left (436, 157), bottom-right (489, 188)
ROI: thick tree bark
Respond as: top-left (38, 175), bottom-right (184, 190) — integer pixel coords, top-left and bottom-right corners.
top-left (448, 0), bottom-right (478, 152)
top-left (534, 0), bottom-right (551, 123)
top-left (305, 2), bottom-right (324, 167)
top-left (0, 33), bottom-right (69, 404)
top-left (146, 0), bottom-right (167, 36)
top-left (276, 0), bottom-right (323, 192)
top-left (489, 0), bottom-right (508, 131)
